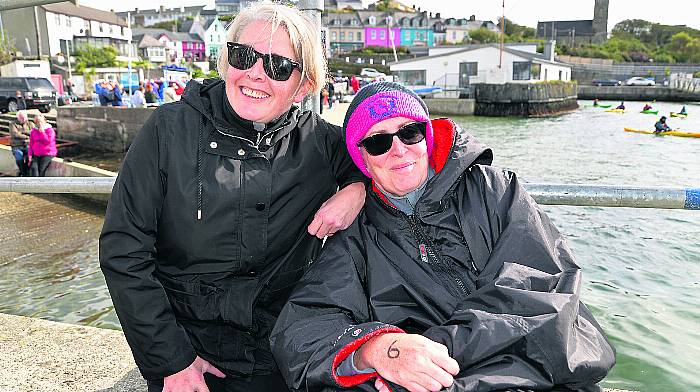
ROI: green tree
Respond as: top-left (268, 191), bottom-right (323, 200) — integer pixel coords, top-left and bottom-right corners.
top-left (74, 45), bottom-right (118, 73)
top-left (499, 18), bottom-right (536, 40)
top-left (468, 28), bottom-right (500, 44)
top-left (151, 20), bottom-right (178, 31)
top-left (0, 31), bottom-right (15, 65)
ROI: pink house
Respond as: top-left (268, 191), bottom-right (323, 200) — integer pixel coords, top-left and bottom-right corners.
top-left (365, 27), bottom-right (401, 47)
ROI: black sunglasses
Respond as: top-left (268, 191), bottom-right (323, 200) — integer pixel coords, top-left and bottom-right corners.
top-left (358, 122), bottom-right (427, 156)
top-left (227, 42), bottom-right (303, 81)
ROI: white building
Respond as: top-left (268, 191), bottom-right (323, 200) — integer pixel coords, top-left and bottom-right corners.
top-left (0, 2), bottom-right (134, 59)
top-left (203, 18), bottom-right (227, 60)
top-left (117, 6), bottom-right (205, 27)
top-left (390, 42), bottom-right (571, 87)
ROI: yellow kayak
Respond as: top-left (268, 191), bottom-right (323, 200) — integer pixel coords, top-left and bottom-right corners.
top-left (624, 127), bottom-right (700, 138)
top-left (605, 109), bottom-right (626, 113)
top-left (670, 112), bottom-right (688, 118)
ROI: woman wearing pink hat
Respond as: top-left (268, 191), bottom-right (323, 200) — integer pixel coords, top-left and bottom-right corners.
top-left (272, 82), bottom-right (615, 392)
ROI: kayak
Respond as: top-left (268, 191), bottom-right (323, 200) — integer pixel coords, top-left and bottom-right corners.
top-left (670, 112), bottom-right (688, 118)
top-left (605, 109), bottom-right (626, 113)
top-left (591, 104), bottom-right (613, 108)
top-left (640, 110), bottom-right (659, 115)
top-left (624, 127), bottom-right (700, 138)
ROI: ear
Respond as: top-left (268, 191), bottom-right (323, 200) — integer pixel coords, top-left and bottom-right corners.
top-left (292, 78), bottom-right (313, 104)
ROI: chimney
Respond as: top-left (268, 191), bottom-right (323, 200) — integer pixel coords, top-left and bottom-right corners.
top-left (159, 5), bottom-right (165, 14)
top-left (544, 40), bottom-right (556, 61)
top-left (429, 12), bottom-right (432, 18)
top-left (469, 15), bottom-right (476, 21)
top-left (135, 8), bottom-right (139, 14)
top-left (435, 12), bottom-right (440, 19)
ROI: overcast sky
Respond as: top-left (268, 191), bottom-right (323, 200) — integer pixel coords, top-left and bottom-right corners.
top-left (79, 0), bottom-right (700, 30)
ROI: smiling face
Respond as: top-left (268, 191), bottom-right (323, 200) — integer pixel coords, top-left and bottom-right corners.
top-left (225, 20), bottom-right (310, 123)
top-left (361, 116), bottom-right (429, 197)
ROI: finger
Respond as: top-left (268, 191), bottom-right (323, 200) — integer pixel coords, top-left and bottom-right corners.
top-left (421, 362), bottom-right (455, 389)
top-left (314, 222), bottom-right (332, 239)
top-left (431, 352), bottom-right (460, 376)
top-left (375, 378), bottom-right (385, 391)
top-left (205, 364), bottom-right (226, 378)
top-left (196, 382), bottom-right (211, 392)
top-left (307, 216), bottom-right (322, 236)
top-left (405, 381), bottom-right (430, 392)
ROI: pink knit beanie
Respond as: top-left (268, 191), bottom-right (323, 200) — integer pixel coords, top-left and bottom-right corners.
top-left (343, 82), bottom-right (433, 178)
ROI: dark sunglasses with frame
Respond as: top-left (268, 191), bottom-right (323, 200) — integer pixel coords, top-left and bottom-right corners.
top-left (358, 121), bottom-right (427, 156)
top-left (227, 42), bottom-right (303, 82)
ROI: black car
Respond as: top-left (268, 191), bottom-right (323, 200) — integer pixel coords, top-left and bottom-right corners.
top-left (0, 77), bottom-right (57, 113)
top-left (592, 79), bottom-right (622, 86)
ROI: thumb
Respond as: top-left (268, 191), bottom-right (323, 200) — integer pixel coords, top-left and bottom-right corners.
top-left (202, 360), bottom-right (226, 378)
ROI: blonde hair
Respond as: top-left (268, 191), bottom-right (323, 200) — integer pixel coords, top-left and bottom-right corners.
top-left (34, 114), bottom-right (46, 126)
top-left (217, 1), bottom-right (327, 95)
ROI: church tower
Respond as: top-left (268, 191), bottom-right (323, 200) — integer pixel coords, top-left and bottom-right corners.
top-left (592, 0), bottom-right (609, 44)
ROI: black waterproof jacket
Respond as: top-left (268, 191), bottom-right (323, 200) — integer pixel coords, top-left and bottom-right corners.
top-left (99, 79), bottom-right (363, 381)
top-left (271, 119), bottom-right (616, 391)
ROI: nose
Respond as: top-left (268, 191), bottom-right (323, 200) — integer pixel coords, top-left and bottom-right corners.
top-left (246, 57), bottom-right (266, 80)
top-left (388, 135), bottom-right (408, 156)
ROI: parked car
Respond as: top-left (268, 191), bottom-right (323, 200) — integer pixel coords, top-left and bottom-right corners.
top-left (592, 79), bottom-right (622, 86)
top-left (625, 77), bottom-right (656, 86)
top-left (0, 77), bottom-right (57, 113)
top-left (360, 68), bottom-right (386, 78)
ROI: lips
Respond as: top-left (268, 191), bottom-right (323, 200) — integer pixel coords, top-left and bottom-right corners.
top-left (241, 86), bottom-right (270, 99)
top-left (390, 162), bottom-right (415, 171)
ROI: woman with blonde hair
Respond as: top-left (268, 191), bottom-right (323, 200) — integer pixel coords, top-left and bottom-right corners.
top-left (99, 1), bottom-right (366, 391)
top-left (28, 114), bottom-right (57, 177)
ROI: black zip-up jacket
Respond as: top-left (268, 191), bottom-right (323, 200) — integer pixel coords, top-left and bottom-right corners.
top-left (271, 119), bottom-right (616, 391)
top-left (99, 78), bottom-right (364, 381)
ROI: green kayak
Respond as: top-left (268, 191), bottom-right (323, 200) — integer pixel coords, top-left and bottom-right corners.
top-left (641, 110), bottom-right (659, 115)
top-left (593, 104), bottom-right (613, 108)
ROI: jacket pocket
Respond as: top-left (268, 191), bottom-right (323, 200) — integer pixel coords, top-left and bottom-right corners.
top-left (159, 274), bottom-right (222, 322)
top-left (220, 276), bottom-right (260, 331)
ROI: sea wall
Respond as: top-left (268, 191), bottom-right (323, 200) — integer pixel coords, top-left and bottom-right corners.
top-left (578, 85), bottom-right (700, 102)
top-left (0, 312), bottom-right (638, 392)
top-left (56, 106), bottom-right (155, 153)
top-left (474, 82), bottom-right (579, 117)
top-left (424, 98), bottom-right (475, 116)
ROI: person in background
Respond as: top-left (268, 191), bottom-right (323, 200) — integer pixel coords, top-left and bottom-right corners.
top-left (163, 82), bottom-right (179, 103)
top-left (28, 114), bottom-right (57, 177)
top-left (654, 116), bottom-right (672, 134)
top-left (9, 110), bottom-right (33, 176)
top-left (14, 90), bottom-right (27, 111)
top-left (144, 83), bottom-right (158, 105)
top-left (642, 102), bottom-right (653, 111)
top-left (65, 79), bottom-right (76, 101)
top-left (98, 81), bottom-right (113, 106)
top-left (350, 74), bottom-right (360, 94)
top-left (326, 80), bottom-right (335, 110)
top-left (679, 105), bottom-right (688, 115)
top-left (111, 82), bottom-right (124, 107)
top-left (130, 87), bottom-right (147, 108)
top-left (593, 98), bottom-right (600, 107)
top-left (272, 82), bottom-right (616, 392)
top-left (615, 101), bottom-right (625, 110)
top-left (99, 2), bottom-right (366, 391)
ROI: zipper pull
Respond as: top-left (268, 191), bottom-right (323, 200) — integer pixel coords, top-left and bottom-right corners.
top-left (419, 244), bottom-right (429, 264)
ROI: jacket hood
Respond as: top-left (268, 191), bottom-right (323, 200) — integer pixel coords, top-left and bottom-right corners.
top-left (371, 118), bottom-right (493, 215)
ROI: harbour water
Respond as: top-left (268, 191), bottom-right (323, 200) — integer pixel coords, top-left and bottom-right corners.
top-left (0, 100), bottom-right (698, 391)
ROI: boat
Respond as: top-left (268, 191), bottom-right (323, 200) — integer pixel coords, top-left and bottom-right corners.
top-left (587, 104), bottom-right (613, 108)
top-left (624, 127), bottom-right (700, 138)
top-left (641, 110), bottom-right (659, 115)
top-left (670, 112), bottom-right (688, 118)
top-left (605, 109), bottom-right (626, 113)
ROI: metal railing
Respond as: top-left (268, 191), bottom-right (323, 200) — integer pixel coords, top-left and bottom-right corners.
top-left (1, 177), bottom-right (698, 210)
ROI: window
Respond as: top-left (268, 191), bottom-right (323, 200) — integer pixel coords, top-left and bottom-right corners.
top-left (349, 32), bottom-right (354, 41)
top-left (357, 32), bottom-right (362, 41)
top-left (452, 31), bottom-right (456, 40)
top-left (332, 32), bottom-right (337, 40)
top-left (340, 32), bottom-right (345, 41)
top-left (55, 14), bottom-right (61, 26)
top-left (544, 69), bottom-right (548, 80)
top-left (513, 62), bottom-right (531, 81)
top-left (371, 30), bottom-right (376, 40)
top-left (559, 70), bottom-right (563, 80)
top-left (531, 63), bottom-right (541, 80)
top-left (396, 70), bottom-right (426, 85)
top-left (369, 16), bottom-right (376, 25)
top-left (405, 31), bottom-right (410, 40)
top-left (459, 62), bottom-right (477, 87)
top-left (379, 30), bottom-right (385, 40)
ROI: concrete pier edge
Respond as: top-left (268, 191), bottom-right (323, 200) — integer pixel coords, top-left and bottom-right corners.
top-left (0, 313), bottom-right (635, 392)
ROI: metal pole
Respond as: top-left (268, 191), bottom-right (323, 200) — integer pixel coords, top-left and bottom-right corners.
top-left (0, 178), bottom-right (698, 211)
top-left (66, 39), bottom-right (72, 80)
top-left (298, 0), bottom-right (323, 115)
top-left (127, 11), bottom-right (133, 97)
top-left (33, 5), bottom-right (42, 57)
